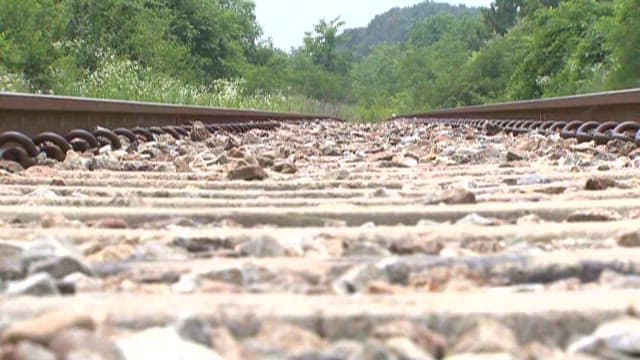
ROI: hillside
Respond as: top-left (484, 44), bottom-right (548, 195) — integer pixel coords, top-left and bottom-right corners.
top-left (339, 1), bottom-right (479, 57)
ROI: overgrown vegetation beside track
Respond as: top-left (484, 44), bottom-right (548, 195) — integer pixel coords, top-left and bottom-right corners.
top-left (0, 0), bottom-right (638, 121)
top-left (346, 0), bottom-right (640, 120)
top-left (0, 0), bottom-right (358, 120)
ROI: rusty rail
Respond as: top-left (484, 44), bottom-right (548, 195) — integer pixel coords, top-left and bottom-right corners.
top-left (0, 92), bottom-right (338, 136)
top-left (392, 88), bottom-right (640, 122)
top-left (392, 88), bottom-right (640, 146)
top-left (0, 92), bottom-right (338, 168)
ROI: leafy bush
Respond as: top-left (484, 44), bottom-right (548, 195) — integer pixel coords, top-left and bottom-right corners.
top-left (0, 67), bottom-right (30, 92)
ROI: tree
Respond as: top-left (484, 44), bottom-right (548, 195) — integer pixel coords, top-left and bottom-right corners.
top-left (302, 17), bottom-right (349, 74)
top-left (409, 14), bottom-right (456, 47)
top-left (165, 0), bottom-right (261, 81)
top-left (240, 40), bottom-right (290, 94)
top-left (410, 14), bottom-right (490, 50)
top-left (339, 2), bottom-right (478, 58)
top-left (608, 0), bottom-right (640, 88)
top-left (64, 0), bottom-right (192, 80)
top-left (482, 0), bottom-right (559, 35)
top-left (482, 0), bottom-right (522, 35)
top-left (286, 17), bottom-right (352, 103)
top-left (351, 44), bottom-right (410, 119)
top-left (0, 0), bottom-right (67, 89)
top-left (506, 0), bottom-right (614, 99)
top-left (0, 33), bottom-right (16, 67)
top-left (457, 30), bottom-right (526, 104)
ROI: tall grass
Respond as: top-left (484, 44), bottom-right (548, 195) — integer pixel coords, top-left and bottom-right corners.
top-left (44, 49), bottom-right (357, 120)
top-left (0, 67), bottom-right (30, 92)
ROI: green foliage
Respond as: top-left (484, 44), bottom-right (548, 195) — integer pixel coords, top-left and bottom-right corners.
top-left (409, 14), bottom-right (457, 47)
top-left (410, 14), bottom-right (490, 50)
top-left (351, 45), bottom-right (411, 121)
top-left (456, 33), bottom-right (523, 104)
top-left (0, 0), bottom-right (354, 119)
top-left (607, 0), bottom-right (640, 89)
top-left (303, 18), bottom-right (349, 73)
top-left (285, 18), bottom-right (353, 103)
top-left (49, 46), bottom-right (353, 118)
top-left (481, 0), bottom-right (559, 35)
top-left (339, 2), bottom-right (478, 58)
top-left (63, 0), bottom-right (259, 83)
top-left (350, 10), bottom-right (491, 119)
top-left (506, 0), bottom-right (614, 99)
top-left (0, 33), bottom-right (16, 66)
top-left (0, 0), bottom-right (67, 89)
top-left (348, 0), bottom-right (637, 120)
top-left (482, 0), bottom-right (521, 35)
top-left (163, 0), bottom-right (261, 81)
top-left (1, 0), bottom-right (638, 122)
top-left (64, 0), bottom-right (191, 80)
top-left (0, 32), bottom-right (31, 92)
top-left (0, 66), bottom-right (30, 93)
top-left (239, 41), bottom-right (290, 94)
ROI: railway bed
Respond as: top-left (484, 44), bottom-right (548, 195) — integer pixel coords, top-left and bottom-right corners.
top-left (1, 92), bottom-right (640, 359)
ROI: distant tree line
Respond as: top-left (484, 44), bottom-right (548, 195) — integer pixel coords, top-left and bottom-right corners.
top-left (0, 0), bottom-right (638, 121)
top-left (344, 0), bottom-right (640, 120)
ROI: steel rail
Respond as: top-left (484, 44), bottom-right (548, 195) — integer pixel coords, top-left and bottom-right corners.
top-left (0, 92), bottom-right (339, 135)
top-left (0, 92), bottom-right (339, 168)
top-left (391, 88), bottom-right (640, 147)
top-left (392, 88), bottom-right (640, 122)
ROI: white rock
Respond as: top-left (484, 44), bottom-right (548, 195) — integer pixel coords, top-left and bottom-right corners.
top-left (456, 213), bottom-right (498, 226)
top-left (332, 264), bottom-right (388, 294)
top-left (386, 337), bottom-right (435, 360)
top-left (171, 274), bottom-right (198, 294)
top-left (6, 273), bottom-right (59, 296)
top-left (59, 150), bottom-right (89, 170)
top-left (444, 353), bottom-right (514, 360)
top-left (568, 317), bottom-right (640, 355)
top-left (517, 174), bottom-right (550, 186)
top-left (63, 272), bottom-right (103, 292)
top-left (116, 327), bottom-right (224, 360)
top-left (27, 188), bottom-right (58, 200)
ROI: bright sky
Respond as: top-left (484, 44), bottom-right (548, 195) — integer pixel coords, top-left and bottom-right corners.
top-left (254, 0), bottom-right (493, 50)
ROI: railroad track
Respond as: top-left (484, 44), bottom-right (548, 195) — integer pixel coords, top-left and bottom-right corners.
top-left (0, 92), bottom-right (336, 168)
top-left (394, 88), bottom-right (640, 146)
top-left (0, 90), bottom-right (640, 359)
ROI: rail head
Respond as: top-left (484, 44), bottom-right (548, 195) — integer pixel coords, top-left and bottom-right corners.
top-left (0, 92), bottom-right (341, 122)
top-left (391, 88), bottom-right (640, 122)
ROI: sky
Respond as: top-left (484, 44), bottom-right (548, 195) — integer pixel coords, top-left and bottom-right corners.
top-left (254, 0), bottom-right (493, 50)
